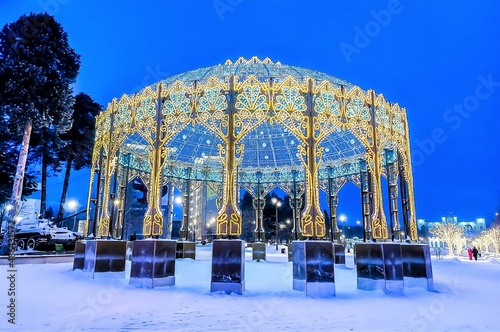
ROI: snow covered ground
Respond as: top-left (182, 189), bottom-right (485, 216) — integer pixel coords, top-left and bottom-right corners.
top-left (1, 244), bottom-right (499, 331)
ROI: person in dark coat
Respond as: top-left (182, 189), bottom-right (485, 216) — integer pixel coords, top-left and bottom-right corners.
top-left (472, 246), bottom-right (479, 261)
top-left (129, 233), bottom-right (137, 241)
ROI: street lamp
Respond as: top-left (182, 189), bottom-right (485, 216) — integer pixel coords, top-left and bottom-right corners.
top-left (67, 200), bottom-right (77, 231)
top-left (339, 214), bottom-right (347, 238)
top-left (271, 197), bottom-right (282, 251)
top-left (113, 198), bottom-right (120, 237)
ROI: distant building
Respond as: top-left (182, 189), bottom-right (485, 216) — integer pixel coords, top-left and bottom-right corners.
top-left (417, 215), bottom-right (487, 238)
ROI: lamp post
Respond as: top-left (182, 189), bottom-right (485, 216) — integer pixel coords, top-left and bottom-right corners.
top-left (271, 197), bottom-right (282, 251)
top-left (339, 214), bottom-right (347, 239)
top-left (67, 200), bottom-right (77, 231)
top-left (113, 198), bottom-right (120, 237)
top-left (286, 219), bottom-right (291, 243)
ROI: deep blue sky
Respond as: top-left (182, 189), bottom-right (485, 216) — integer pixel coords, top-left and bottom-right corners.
top-left (2, 0), bottom-right (499, 223)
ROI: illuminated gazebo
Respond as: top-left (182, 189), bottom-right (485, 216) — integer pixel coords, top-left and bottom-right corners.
top-left (85, 56), bottom-right (418, 244)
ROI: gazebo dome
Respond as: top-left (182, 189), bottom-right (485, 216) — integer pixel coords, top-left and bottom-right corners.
top-left (152, 56), bottom-right (357, 90)
top-left (126, 57), bottom-right (367, 171)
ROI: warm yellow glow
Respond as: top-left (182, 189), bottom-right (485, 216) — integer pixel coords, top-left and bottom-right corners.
top-left (89, 57), bottom-right (418, 240)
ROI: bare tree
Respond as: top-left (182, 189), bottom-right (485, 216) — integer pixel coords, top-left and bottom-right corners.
top-left (432, 222), bottom-right (466, 256)
top-left (472, 231), bottom-right (489, 253)
top-left (484, 227), bottom-right (500, 255)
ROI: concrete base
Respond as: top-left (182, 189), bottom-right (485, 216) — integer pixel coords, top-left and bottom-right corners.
top-left (252, 242), bottom-right (266, 261)
top-left (72, 241), bottom-right (86, 270)
top-left (292, 240), bottom-right (335, 297)
top-left (129, 240), bottom-right (176, 288)
top-left (355, 243), bottom-right (404, 294)
top-left (83, 240), bottom-right (127, 277)
top-left (176, 241), bottom-right (196, 259)
top-left (211, 239), bottom-right (245, 294)
top-left (401, 243), bottom-right (434, 291)
top-left (334, 244), bottom-right (345, 264)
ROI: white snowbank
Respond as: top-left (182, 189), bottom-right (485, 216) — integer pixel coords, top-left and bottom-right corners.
top-left (1, 244), bottom-right (499, 331)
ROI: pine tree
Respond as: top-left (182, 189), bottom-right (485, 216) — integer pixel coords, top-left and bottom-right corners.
top-left (56, 93), bottom-right (101, 221)
top-left (0, 13), bottom-right (80, 254)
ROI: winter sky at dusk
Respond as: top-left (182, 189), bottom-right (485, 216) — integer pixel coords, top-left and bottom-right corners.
top-left (1, 0), bottom-right (499, 223)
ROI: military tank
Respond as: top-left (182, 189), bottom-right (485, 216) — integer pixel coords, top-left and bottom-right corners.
top-left (0, 219), bottom-right (84, 251)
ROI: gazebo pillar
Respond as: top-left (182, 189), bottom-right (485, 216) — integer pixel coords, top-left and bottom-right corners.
top-left (211, 76), bottom-right (245, 294)
top-left (177, 167), bottom-right (195, 259)
top-left (253, 171), bottom-right (266, 242)
top-left (359, 159), bottom-right (372, 242)
top-left (385, 149), bottom-right (400, 241)
top-left (368, 90), bottom-right (388, 240)
top-left (179, 167), bottom-right (192, 241)
top-left (97, 101), bottom-right (117, 237)
top-left (251, 171), bottom-right (266, 261)
top-left (300, 79), bottom-right (326, 239)
top-left (143, 85), bottom-right (166, 238)
top-left (291, 169), bottom-right (302, 240)
top-left (327, 166), bottom-right (340, 242)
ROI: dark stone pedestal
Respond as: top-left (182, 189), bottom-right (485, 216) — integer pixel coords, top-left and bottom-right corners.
top-left (211, 239), bottom-right (245, 294)
top-left (401, 243), bottom-right (433, 291)
top-left (382, 243), bottom-right (405, 293)
top-left (128, 240), bottom-right (176, 288)
top-left (252, 242), bottom-right (266, 261)
top-left (334, 244), bottom-right (345, 264)
top-left (292, 241), bottom-right (335, 297)
top-left (72, 241), bottom-right (86, 270)
top-left (83, 240), bottom-right (127, 277)
top-left (176, 241), bottom-right (196, 259)
top-left (355, 243), bottom-right (404, 294)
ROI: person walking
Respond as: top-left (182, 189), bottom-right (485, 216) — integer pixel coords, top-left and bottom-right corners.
top-left (472, 246), bottom-right (479, 261)
top-left (467, 247), bottom-right (473, 260)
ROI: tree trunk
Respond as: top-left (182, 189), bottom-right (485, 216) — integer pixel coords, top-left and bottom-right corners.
top-left (57, 157), bottom-right (73, 221)
top-left (0, 119), bottom-right (33, 255)
top-left (40, 149), bottom-right (47, 217)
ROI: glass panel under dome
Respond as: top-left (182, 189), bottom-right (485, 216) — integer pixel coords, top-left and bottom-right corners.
top-left (241, 123), bottom-right (302, 169)
top-left (165, 124), bottom-right (224, 165)
top-left (320, 129), bottom-right (366, 163)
